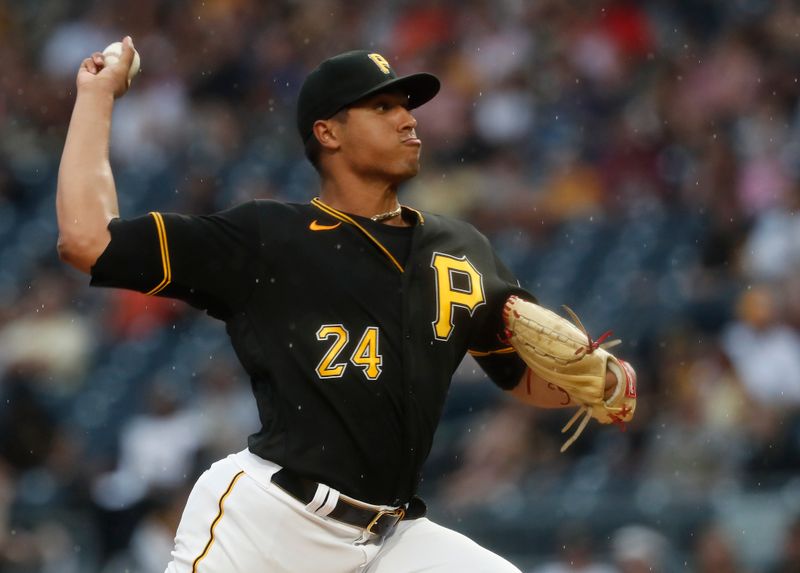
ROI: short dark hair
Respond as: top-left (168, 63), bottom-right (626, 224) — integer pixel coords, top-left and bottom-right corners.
top-left (303, 109), bottom-right (348, 173)
top-left (304, 134), bottom-right (323, 172)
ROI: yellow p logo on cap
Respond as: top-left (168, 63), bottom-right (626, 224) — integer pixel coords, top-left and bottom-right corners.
top-left (368, 53), bottom-right (391, 75)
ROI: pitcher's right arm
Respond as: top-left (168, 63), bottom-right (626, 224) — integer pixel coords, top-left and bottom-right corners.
top-left (56, 36), bottom-right (136, 273)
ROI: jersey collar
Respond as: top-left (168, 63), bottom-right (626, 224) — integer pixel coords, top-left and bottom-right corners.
top-left (311, 198), bottom-right (422, 273)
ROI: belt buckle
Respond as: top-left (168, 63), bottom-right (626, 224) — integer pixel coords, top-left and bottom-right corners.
top-left (366, 507), bottom-right (406, 536)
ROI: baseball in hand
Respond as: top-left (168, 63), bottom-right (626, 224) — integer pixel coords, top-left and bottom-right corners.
top-left (102, 41), bottom-right (141, 83)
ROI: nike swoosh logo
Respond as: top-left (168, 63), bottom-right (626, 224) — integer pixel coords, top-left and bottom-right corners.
top-left (309, 220), bottom-right (342, 231)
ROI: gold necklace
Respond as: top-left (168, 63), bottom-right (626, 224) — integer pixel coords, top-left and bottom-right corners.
top-left (314, 197), bottom-right (402, 222)
top-left (370, 205), bottom-right (403, 222)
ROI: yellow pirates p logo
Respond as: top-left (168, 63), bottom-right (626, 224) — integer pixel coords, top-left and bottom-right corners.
top-left (430, 252), bottom-right (486, 340)
top-left (368, 53), bottom-right (392, 75)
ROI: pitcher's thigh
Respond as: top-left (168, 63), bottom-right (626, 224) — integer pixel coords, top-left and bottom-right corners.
top-left (165, 457), bottom-right (369, 573)
top-left (165, 461), bottom-right (263, 573)
top-left (366, 518), bottom-right (521, 573)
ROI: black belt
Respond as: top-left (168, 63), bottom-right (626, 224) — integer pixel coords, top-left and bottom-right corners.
top-left (271, 468), bottom-right (426, 537)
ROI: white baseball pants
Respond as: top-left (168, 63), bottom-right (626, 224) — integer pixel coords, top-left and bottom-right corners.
top-left (164, 450), bottom-right (520, 572)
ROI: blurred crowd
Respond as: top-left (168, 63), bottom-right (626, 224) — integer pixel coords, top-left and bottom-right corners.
top-left (2, 0), bottom-right (800, 571)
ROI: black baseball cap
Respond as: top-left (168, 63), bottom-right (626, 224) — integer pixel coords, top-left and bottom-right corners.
top-left (297, 50), bottom-right (440, 142)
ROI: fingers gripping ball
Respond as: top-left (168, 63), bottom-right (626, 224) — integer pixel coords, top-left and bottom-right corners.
top-left (502, 296), bottom-right (637, 452)
top-left (102, 41), bottom-right (140, 84)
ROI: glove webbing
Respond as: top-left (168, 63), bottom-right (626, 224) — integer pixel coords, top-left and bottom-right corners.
top-left (557, 305), bottom-right (620, 452)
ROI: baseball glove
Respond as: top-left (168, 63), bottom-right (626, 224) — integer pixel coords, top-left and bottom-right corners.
top-left (502, 296), bottom-right (637, 452)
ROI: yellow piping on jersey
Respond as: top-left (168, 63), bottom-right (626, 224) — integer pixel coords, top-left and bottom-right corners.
top-left (311, 198), bottom-right (405, 273)
top-left (402, 204), bottom-right (424, 224)
top-left (192, 470), bottom-right (245, 572)
top-left (145, 212), bottom-right (171, 296)
top-left (468, 346), bottom-right (516, 357)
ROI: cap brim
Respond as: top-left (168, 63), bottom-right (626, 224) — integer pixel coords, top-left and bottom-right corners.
top-left (351, 72), bottom-right (441, 111)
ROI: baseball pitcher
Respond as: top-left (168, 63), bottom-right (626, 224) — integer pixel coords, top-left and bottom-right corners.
top-left (56, 38), bottom-right (636, 572)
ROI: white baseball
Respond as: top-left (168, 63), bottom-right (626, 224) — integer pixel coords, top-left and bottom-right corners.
top-left (102, 41), bottom-right (141, 83)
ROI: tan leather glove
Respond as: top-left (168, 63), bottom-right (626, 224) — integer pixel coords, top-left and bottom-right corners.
top-left (503, 296), bottom-right (637, 451)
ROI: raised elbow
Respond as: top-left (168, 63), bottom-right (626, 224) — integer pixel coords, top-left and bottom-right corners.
top-left (57, 233), bottom-right (104, 274)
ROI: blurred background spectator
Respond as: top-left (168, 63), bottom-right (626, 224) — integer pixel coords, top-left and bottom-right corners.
top-left (2, 0), bottom-right (800, 570)
top-left (611, 524), bottom-right (672, 573)
top-left (768, 513), bottom-right (800, 573)
top-left (531, 522), bottom-right (615, 573)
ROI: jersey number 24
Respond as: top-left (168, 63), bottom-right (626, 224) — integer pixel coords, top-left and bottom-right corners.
top-left (315, 325), bottom-right (382, 381)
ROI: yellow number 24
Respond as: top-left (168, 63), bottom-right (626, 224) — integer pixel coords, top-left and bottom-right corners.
top-left (315, 325), bottom-right (383, 381)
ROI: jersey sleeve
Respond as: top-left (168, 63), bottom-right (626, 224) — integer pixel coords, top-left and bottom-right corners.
top-left (469, 247), bottom-right (533, 390)
top-left (90, 201), bottom-right (261, 317)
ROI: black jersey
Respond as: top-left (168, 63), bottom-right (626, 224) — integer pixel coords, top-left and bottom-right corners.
top-left (91, 198), bottom-right (529, 505)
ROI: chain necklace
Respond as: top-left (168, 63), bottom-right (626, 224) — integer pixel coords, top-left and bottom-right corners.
top-left (314, 197), bottom-right (402, 222)
top-left (370, 205), bottom-right (403, 222)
